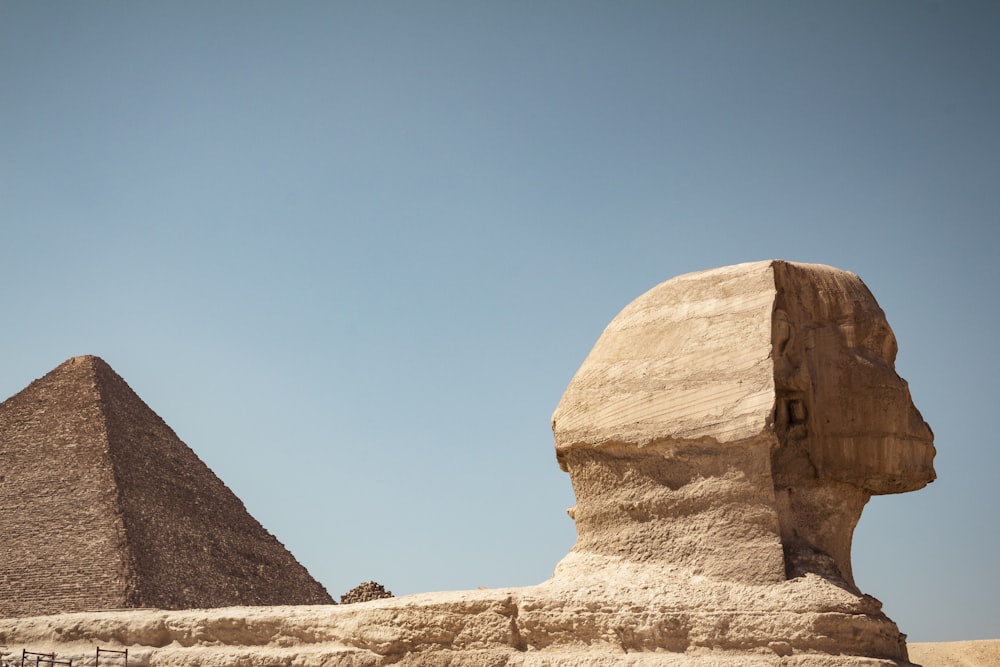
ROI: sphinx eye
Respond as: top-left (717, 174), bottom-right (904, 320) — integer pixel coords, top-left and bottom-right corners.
top-left (774, 312), bottom-right (792, 358)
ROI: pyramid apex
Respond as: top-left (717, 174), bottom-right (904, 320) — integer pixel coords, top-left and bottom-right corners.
top-left (49, 355), bottom-right (120, 381)
top-left (63, 354), bottom-right (107, 367)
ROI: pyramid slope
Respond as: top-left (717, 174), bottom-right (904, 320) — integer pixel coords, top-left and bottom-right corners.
top-left (0, 356), bottom-right (131, 617)
top-left (0, 356), bottom-right (333, 616)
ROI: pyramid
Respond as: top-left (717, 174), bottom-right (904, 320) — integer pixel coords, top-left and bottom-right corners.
top-left (0, 356), bottom-right (333, 617)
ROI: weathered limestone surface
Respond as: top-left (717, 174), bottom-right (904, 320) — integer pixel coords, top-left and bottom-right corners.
top-left (0, 261), bottom-right (938, 665)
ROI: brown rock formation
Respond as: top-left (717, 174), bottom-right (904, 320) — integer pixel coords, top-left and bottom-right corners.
top-left (552, 260), bottom-right (935, 591)
top-left (0, 261), bottom-right (937, 666)
top-left (0, 355), bottom-right (333, 616)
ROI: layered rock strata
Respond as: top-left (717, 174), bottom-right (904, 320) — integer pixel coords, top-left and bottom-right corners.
top-left (0, 261), bottom-right (936, 665)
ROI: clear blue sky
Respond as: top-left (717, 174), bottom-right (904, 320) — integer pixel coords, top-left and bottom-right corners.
top-left (1, 1), bottom-right (997, 642)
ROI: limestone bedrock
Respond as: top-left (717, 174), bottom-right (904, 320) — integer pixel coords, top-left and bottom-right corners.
top-left (0, 260), bottom-right (936, 666)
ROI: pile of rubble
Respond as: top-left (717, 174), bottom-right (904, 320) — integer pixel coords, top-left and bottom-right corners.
top-left (339, 581), bottom-right (393, 604)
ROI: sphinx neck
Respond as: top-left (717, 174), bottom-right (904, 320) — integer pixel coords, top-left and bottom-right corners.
top-left (556, 438), bottom-right (787, 585)
top-left (772, 480), bottom-right (869, 590)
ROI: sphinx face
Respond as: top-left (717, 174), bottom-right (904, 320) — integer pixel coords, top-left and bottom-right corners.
top-left (774, 266), bottom-right (936, 495)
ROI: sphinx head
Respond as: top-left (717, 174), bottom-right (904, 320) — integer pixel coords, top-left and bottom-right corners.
top-left (551, 260), bottom-right (935, 587)
top-left (771, 261), bottom-right (935, 494)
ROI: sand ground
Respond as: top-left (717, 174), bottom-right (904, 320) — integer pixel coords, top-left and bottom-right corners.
top-left (908, 640), bottom-right (1000, 667)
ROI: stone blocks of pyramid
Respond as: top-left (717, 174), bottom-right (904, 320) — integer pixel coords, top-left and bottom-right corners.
top-left (0, 356), bottom-right (333, 617)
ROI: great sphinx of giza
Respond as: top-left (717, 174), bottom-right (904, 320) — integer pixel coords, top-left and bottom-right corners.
top-left (0, 260), bottom-right (935, 666)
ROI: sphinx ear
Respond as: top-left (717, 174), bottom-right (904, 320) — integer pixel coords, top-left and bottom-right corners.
top-left (774, 309), bottom-right (793, 359)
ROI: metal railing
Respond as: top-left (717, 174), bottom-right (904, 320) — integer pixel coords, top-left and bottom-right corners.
top-left (35, 657), bottom-right (71, 667)
top-left (0, 646), bottom-right (126, 667)
top-left (20, 651), bottom-right (60, 667)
